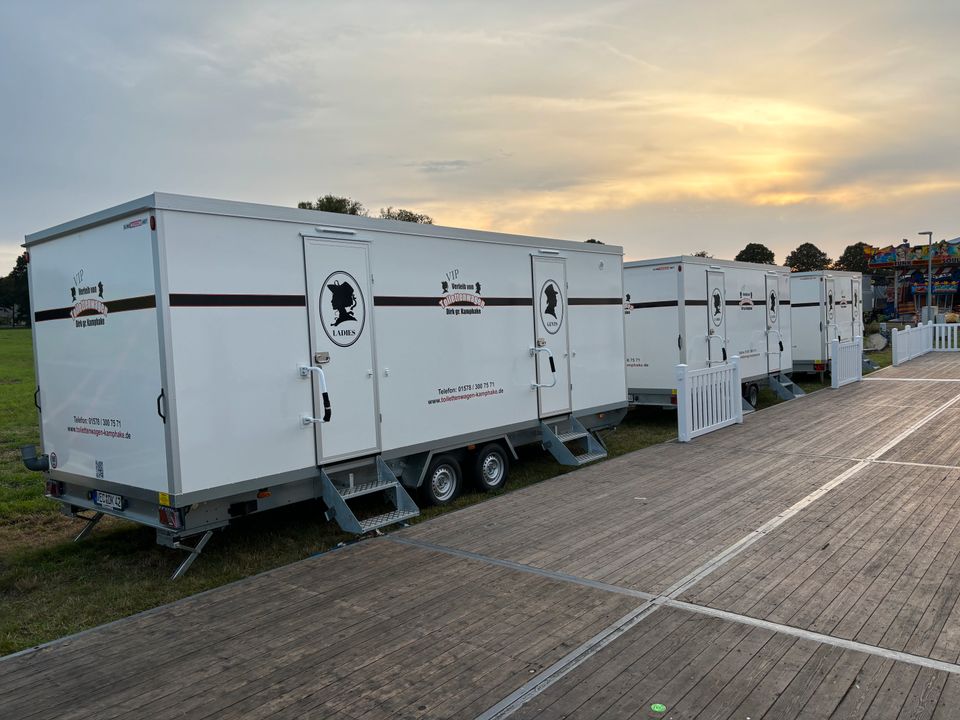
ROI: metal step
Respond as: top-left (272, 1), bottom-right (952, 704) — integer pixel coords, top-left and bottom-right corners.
top-left (320, 458), bottom-right (419, 535)
top-left (768, 374), bottom-right (805, 401)
top-left (555, 430), bottom-right (589, 444)
top-left (573, 451), bottom-right (607, 465)
top-left (540, 417), bottom-right (608, 467)
top-left (358, 508), bottom-right (420, 533)
top-left (336, 478), bottom-right (398, 500)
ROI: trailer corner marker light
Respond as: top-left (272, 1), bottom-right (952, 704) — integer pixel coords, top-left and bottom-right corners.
top-left (256, 489), bottom-right (272, 499)
top-left (149, 215), bottom-right (156, 231)
top-left (159, 506), bottom-right (184, 530)
top-left (45, 479), bottom-right (64, 498)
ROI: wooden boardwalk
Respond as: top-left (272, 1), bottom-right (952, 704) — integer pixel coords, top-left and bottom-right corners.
top-left (4, 354), bottom-right (960, 719)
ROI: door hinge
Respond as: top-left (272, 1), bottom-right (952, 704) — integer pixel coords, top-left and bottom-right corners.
top-left (379, 413), bottom-right (382, 423)
top-left (678, 334), bottom-right (682, 350)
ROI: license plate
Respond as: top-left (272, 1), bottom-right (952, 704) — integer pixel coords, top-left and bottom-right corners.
top-left (93, 490), bottom-right (124, 511)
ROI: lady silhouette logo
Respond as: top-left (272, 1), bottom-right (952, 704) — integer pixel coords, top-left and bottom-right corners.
top-left (540, 279), bottom-right (564, 334)
top-left (768, 288), bottom-right (778, 325)
top-left (319, 271), bottom-right (366, 347)
top-left (711, 287), bottom-right (723, 326)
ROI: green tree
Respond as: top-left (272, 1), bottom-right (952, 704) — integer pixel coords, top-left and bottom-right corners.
top-left (833, 242), bottom-right (871, 273)
top-left (734, 243), bottom-right (775, 265)
top-left (785, 243), bottom-right (832, 272)
top-left (692, 250), bottom-right (712, 258)
top-left (0, 253), bottom-right (31, 326)
top-left (585, 238), bottom-right (604, 244)
top-left (298, 195), bottom-right (367, 216)
top-left (379, 207), bottom-right (434, 224)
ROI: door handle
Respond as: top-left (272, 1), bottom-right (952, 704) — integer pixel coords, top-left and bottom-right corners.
top-left (529, 347), bottom-right (558, 389)
top-left (299, 364), bottom-right (332, 422)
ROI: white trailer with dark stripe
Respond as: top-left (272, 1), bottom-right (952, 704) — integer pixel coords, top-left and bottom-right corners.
top-left (624, 256), bottom-right (802, 409)
top-left (790, 270), bottom-right (863, 374)
top-left (21, 193), bottom-right (627, 576)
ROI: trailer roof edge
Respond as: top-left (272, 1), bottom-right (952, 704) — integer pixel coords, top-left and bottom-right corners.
top-left (24, 194), bottom-right (158, 247)
top-left (24, 192), bottom-right (624, 255)
top-left (624, 255), bottom-right (792, 272)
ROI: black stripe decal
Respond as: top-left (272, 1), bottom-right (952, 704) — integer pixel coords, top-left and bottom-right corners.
top-left (34, 295), bottom-right (157, 323)
top-left (792, 301), bottom-right (820, 308)
top-left (685, 300), bottom-right (708, 306)
top-left (169, 294), bottom-right (306, 307)
top-left (630, 300), bottom-right (679, 309)
top-left (374, 296), bottom-right (532, 307)
top-left (569, 297), bottom-right (623, 305)
top-left (780, 300), bottom-right (792, 305)
top-left (107, 295), bottom-right (157, 313)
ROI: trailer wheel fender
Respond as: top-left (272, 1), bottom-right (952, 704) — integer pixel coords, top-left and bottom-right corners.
top-left (472, 444), bottom-right (510, 493)
top-left (422, 454), bottom-right (462, 506)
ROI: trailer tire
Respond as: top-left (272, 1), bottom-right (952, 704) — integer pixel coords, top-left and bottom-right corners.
top-left (744, 383), bottom-right (760, 408)
top-left (472, 444), bottom-right (510, 492)
top-left (422, 454), bottom-right (462, 506)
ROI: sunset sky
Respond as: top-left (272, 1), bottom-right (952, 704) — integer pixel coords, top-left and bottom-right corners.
top-left (2, 0), bottom-right (958, 273)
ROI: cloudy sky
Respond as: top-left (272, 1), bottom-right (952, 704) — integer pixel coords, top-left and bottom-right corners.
top-left (2, 0), bottom-right (958, 273)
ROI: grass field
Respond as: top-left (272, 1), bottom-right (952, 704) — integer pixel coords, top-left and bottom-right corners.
top-left (0, 328), bottom-right (889, 655)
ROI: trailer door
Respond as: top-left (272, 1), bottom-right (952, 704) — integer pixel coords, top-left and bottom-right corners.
top-left (706, 269), bottom-right (728, 366)
top-left (765, 273), bottom-right (783, 374)
top-left (532, 256), bottom-right (571, 418)
top-left (824, 277), bottom-right (837, 350)
top-left (304, 237), bottom-right (379, 463)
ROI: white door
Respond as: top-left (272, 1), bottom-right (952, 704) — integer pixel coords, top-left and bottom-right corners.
top-left (824, 277), bottom-right (837, 352)
top-left (303, 237), bottom-right (379, 463)
top-left (765, 274), bottom-right (783, 373)
top-left (532, 256), bottom-right (571, 418)
top-left (706, 269), bottom-right (728, 365)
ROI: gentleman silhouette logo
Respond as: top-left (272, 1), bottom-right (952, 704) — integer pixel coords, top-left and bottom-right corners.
top-left (768, 289), bottom-right (778, 324)
top-left (711, 288), bottom-right (723, 326)
top-left (319, 271), bottom-right (366, 347)
top-left (540, 279), bottom-right (563, 334)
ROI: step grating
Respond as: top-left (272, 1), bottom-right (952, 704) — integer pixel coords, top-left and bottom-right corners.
top-left (336, 479), bottom-right (398, 500)
top-left (573, 451), bottom-right (608, 465)
top-left (555, 431), bottom-right (589, 443)
top-left (358, 508), bottom-right (420, 533)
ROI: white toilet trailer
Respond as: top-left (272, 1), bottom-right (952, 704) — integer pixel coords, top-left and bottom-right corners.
top-left (624, 256), bottom-right (802, 408)
top-left (22, 193), bottom-right (627, 574)
top-left (790, 270), bottom-right (864, 373)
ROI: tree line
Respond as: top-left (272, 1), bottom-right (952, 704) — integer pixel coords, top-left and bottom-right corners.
top-left (698, 241), bottom-right (870, 273)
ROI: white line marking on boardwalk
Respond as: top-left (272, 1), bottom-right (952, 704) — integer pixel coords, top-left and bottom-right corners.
top-left (476, 389), bottom-right (960, 719)
top-left (665, 600), bottom-right (960, 676)
top-left (864, 377), bottom-right (960, 382)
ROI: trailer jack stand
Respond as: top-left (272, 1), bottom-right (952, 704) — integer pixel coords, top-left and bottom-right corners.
top-left (170, 530), bottom-right (214, 581)
top-left (74, 511), bottom-right (104, 542)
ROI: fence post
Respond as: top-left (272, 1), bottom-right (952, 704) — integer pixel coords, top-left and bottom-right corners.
top-left (892, 327), bottom-right (900, 366)
top-left (830, 338), bottom-right (840, 388)
top-left (676, 364), bottom-right (691, 442)
top-left (731, 355), bottom-right (743, 424)
top-left (855, 337), bottom-right (863, 383)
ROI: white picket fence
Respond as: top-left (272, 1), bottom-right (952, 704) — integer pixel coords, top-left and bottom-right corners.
top-left (933, 323), bottom-right (960, 352)
top-left (892, 322), bottom-right (933, 365)
top-left (830, 336), bottom-right (862, 388)
top-left (676, 356), bottom-right (743, 442)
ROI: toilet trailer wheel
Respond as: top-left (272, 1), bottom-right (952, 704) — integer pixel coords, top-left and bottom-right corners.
top-left (473, 444), bottom-right (510, 492)
top-left (423, 454), bottom-right (462, 506)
